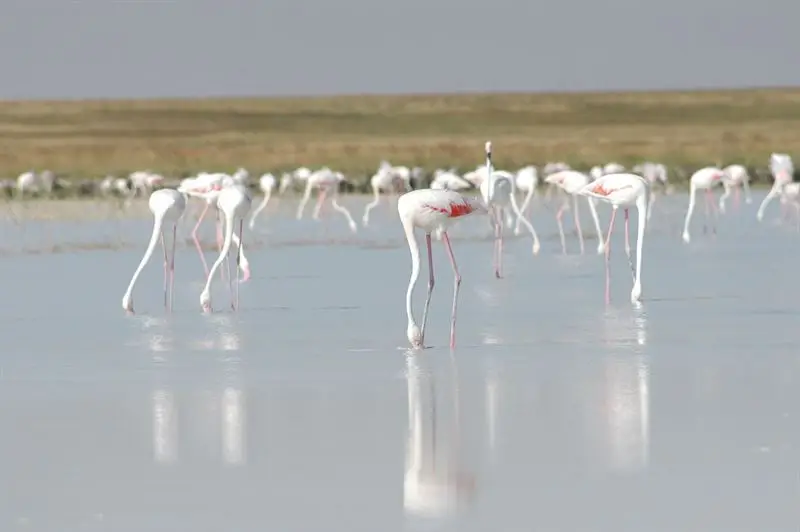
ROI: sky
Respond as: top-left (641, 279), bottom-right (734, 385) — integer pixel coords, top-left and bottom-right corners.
top-left (0, 0), bottom-right (797, 100)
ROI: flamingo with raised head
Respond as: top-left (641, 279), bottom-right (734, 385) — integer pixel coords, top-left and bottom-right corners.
top-left (480, 145), bottom-right (540, 278)
top-left (121, 188), bottom-right (187, 314)
top-left (718, 164), bottom-right (752, 213)
top-left (200, 186), bottom-right (252, 312)
top-left (248, 173), bottom-right (276, 229)
top-left (296, 168), bottom-right (357, 232)
top-left (681, 167), bottom-right (725, 243)
top-left (543, 170), bottom-right (605, 255)
top-left (577, 173), bottom-right (648, 305)
top-left (398, 151), bottom-right (489, 349)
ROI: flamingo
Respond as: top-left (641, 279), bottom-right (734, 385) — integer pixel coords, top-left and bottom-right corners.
top-left (681, 166), bottom-right (725, 243)
top-left (362, 166), bottom-right (411, 226)
top-left (200, 186), bottom-right (252, 312)
top-left (248, 173), bottom-right (277, 229)
top-left (632, 162), bottom-right (668, 221)
top-left (480, 145), bottom-right (540, 278)
top-left (718, 164), bottom-right (752, 213)
top-left (513, 165), bottom-right (538, 235)
top-left (398, 158), bottom-right (488, 349)
top-left (757, 153), bottom-right (794, 222)
top-left (778, 183), bottom-right (800, 231)
top-left (178, 174), bottom-right (251, 281)
top-left (121, 188), bottom-right (187, 314)
top-left (296, 168), bottom-right (358, 232)
top-left (577, 173), bottom-right (648, 305)
top-left (543, 170), bottom-right (605, 255)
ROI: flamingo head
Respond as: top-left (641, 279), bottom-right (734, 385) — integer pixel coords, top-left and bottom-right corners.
top-left (407, 323), bottom-right (423, 349)
top-left (200, 290), bottom-right (212, 313)
top-left (122, 294), bottom-right (134, 314)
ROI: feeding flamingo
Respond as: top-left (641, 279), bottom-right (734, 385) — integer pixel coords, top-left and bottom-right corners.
top-left (178, 173), bottom-right (251, 281)
top-left (362, 165), bottom-right (411, 226)
top-left (200, 186), bottom-right (252, 312)
top-left (577, 173), bottom-right (648, 305)
top-left (543, 171), bottom-right (605, 255)
top-left (681, 167), bottom-right (725, 243)
top-left (296, 168), bottom-right (358, 232)
top-left (513, 165), bottom-right (538, 235)
top-left (121, 188), bottom-right (187, 314)
top-left (757, 153), bottom-right (794, 222)
top-left (718, 164), bottom-right (752, 213)
top-left (480, 145), bottom-right (540, 278)
top-left (398, 152), bottom-right (489, 349)
top-left (248, 173), bottom-right (277, 229)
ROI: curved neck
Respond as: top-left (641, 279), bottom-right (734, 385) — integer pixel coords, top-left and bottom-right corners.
top-left (403, 221), bottom-right (420, 331)
top-left (203, 212), bottom-right (237, 294)
top-left (124, 216), bottom-right (164, 300)
top-left (485, 157), bottom-right (494, 203)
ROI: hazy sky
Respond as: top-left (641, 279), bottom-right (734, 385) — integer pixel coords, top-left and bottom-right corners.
top-left (0, 0), bottom-right (797, 99)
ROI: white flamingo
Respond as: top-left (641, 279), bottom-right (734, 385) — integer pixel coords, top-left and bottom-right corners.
top-left (543, 170), bottom-right (605, 255)
top-left (757, 153), bottom-right (794, 222)
top-left (481, 144), bottom-right (540, 278)
top-left (248, 173), bottom-right (277, 229)
top-left (362, 166), bottom-right (411, 226)
top-left (681, 166), bottom-right (725, 243)
top-left (718, 164), bottom-right (752, 213)
top-left (296, 168), bottom-right (357, 232)
top-left (513, 165), bottom-right (538, 235)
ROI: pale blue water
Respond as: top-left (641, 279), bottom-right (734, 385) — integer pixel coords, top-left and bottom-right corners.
top-left (0, 191), bottom-right (797, 531)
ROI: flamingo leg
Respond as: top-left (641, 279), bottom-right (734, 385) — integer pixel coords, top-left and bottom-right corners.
top-left (170, 223), bottom-right (177, 312)
top-left (555, 201), bottom-right (567, 255)
top-left (233, 220), bottom-right (244, 310)
top-left (161, 230), bottom-right (168, 310)
top-left (420, 233), bottom-right (435, 344)
top-left (573, 194), bottom-right (584, 254)
top-left (312, 190), bottom-right (327, 220)
top-left (493, 207), bottom-right (503, 279)
top-left (734, 186), bottom-right (740, 211)
top-left (624, 208), bottom-right (635, 281)
top-left (192, 202), bottom-right (211, 277)
top-left (604, 208), bottom-right (618, 305)
top-left (441, 232), bottom-right (462, 350)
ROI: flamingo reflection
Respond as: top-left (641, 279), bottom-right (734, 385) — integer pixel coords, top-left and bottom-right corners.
top-left (404, 353), bottom-right (475, 520)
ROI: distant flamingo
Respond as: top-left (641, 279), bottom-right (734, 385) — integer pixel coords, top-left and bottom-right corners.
top-left (248, 173), bottom-right (276, 229)
top-left (757, 168), bottom-right (794, 222)
top-left (513, 165), bottom-right (538, 235)
top-left (480, 144), bottom-right (540, 278)
top-left (296, 169), bottom-right (358, 232)
top-left (779, 183), bottom-right (800, 231)
top-left (362, 166), bottom-right (411, 226)
top-left (577, 173), bottom-right (648, 305)
top-left (543, 170), bottom-right (605, 254)
top-left (121, 189), bottom-right (187, 314)
top-left (718, 164), bottom-right (752, 213)
top-left (681, 167), bottom-right (724, 243)
top-left (398, 160), bottom-right (488, 349)
top-left (178, 174), bottom-right (251, 281)
top-left (200, 186), bottom-right (252, 312)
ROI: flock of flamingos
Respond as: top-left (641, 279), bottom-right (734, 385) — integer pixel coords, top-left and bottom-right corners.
top-left (104, 146), bottom-right (795, 349)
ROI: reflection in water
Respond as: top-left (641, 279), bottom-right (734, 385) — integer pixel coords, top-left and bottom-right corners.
top-left (404, 353), bottom-right (475, 521)
top-left (602, 355), bottom-right (650, 471)
top-left (140, 314), bottom-right (246, 466)
top-left (485, 362), bottom-right (499, 463)
top-left (598, 307), bottom-right (650, 471)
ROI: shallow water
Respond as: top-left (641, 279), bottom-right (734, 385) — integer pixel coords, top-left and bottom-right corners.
top-left (0, 190), bottom-right (798, 531)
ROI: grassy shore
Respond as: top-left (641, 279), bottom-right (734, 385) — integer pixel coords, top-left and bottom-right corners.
top-left (1, 87), bottom-right (800, 183)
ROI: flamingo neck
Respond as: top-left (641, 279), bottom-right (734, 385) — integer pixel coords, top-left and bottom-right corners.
top-left (634, 194), bottom-right (647, 290)
top-left (202, 211), bottom-right (237, 295)
top-left (123, 215), bottom-right (165, 301)
top-left (403, 220), bottom-right (421, 333)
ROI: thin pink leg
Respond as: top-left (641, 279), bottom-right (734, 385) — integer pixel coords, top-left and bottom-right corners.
top-left (555, 203), bottom-right (567, 254)
top-left (497, 214), bottom-right (504, 279)
top-left (313, 190), bottom-right (327, 220)
top-left (441, 232), bottom-right (462, 350)
top-left (234, 220), bottom-right (244, 310)
top-left (734, 187), bottom-right (740, 211)
top-left (703, 190), bottom-right (711, 234)
top-left (604, 209), bottom-right (618, 305)
top-left (192, 203), bottom-right (210, 277)
top-left (169, 223), bottom-right (177, 312)
top-left (160, 230), bottom-right (168, 309)
top-left (492, 208), bottom-right (502, 278)
top-left (420, 233), bottom-right (435, 344)
top-left (572, 195), bottom-right (584, 254)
